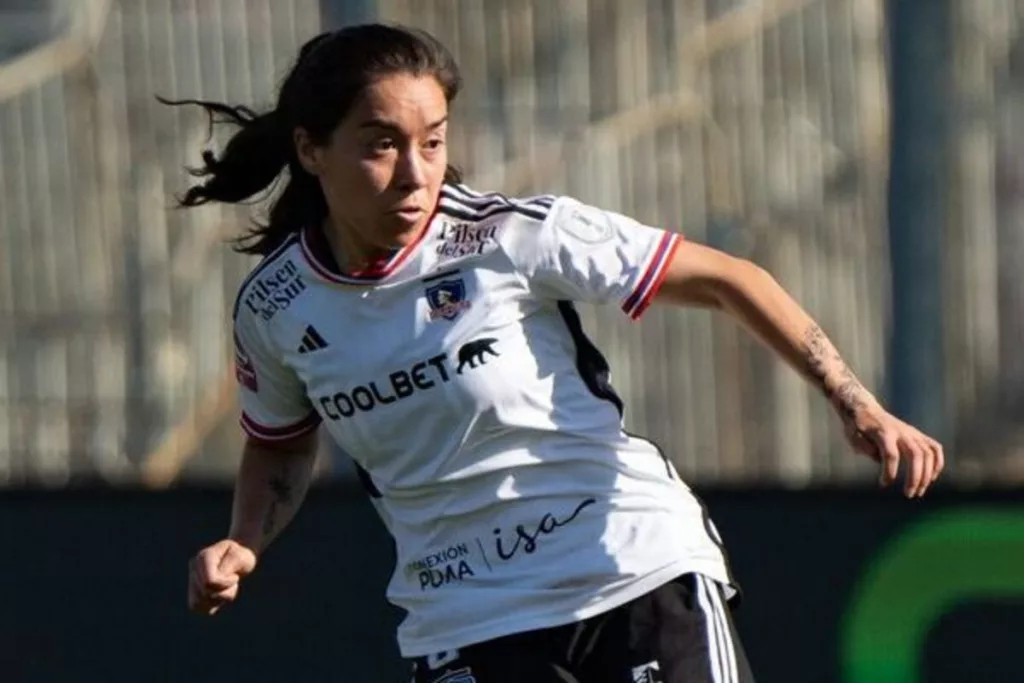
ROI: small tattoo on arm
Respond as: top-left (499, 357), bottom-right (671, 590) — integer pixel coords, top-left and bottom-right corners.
top-left (802, 325), bottom-right (867, 419)
top-left (804, 326), bottom-right (831, 387)
top-left (262, 465), bottom-right (295, 538)
top-left (834, 367), bottom-right (867, 419)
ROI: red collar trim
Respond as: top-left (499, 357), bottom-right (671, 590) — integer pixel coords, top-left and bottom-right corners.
top-left (300, 211), bottom-right (436, 285)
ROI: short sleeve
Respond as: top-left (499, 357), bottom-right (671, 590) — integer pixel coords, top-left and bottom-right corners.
top-left (233, 310), bottom-right (320, 443)
top-left (508, 197), bottom-right (683, 320)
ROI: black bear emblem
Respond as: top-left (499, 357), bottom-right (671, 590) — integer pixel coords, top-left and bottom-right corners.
top-left (456, 338), bottom-right (499, 374)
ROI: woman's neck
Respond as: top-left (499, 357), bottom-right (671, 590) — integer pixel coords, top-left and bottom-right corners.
top-left (321, 216), bottom-right (392, 275)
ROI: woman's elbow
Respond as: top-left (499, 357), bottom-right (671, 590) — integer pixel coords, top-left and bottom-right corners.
top-left (655, 242), bottom-right (768, 309)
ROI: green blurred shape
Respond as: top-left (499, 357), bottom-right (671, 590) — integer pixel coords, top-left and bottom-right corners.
top-left (841, 509), bottom-right (1024, 683)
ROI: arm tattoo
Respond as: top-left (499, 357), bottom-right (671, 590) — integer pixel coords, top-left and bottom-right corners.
top-left (262, 464), bottom-right (295, 538)
top-left (834, 366), bottom-right (867, 419)
top-left (803, 325), bottom-right (868, 419)
top-left (804, 325), bottom-right (831, 387)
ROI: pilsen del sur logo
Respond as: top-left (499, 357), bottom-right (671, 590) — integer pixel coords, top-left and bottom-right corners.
top-left (435, 219), bottom-right (499, 260)
top-left (242, 259), bottom-right (307, 321)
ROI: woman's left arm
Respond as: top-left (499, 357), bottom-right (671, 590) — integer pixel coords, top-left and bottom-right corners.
top-left (654, 240), bottom-right (944, 497)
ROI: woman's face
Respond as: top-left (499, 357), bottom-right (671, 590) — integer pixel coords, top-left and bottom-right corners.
top-left (295, 72), bottom-right (450, 259)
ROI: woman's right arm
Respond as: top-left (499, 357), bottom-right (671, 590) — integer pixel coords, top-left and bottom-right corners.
top-left (197, 269), bottom-right (323, 614)
top-left (188, 431), bottom-right (318, 615)
top-left (229, 431), bottom-right (319, 554)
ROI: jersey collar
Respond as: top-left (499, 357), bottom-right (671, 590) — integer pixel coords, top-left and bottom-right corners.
top-left (300, 210), bottom-right (437, 285)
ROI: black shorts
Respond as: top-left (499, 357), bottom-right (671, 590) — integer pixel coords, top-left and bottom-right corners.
top-left (410, 573), bottom-right (755, 683)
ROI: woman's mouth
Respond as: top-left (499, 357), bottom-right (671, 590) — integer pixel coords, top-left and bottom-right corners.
top-left (391, 207), bottom-right (426, 223)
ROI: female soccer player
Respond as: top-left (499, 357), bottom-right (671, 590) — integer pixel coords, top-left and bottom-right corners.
top-left (173, 24), bottom-right (943, 683)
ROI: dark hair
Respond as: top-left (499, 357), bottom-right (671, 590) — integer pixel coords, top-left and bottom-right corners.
top-left (160, 24), bottom-right (463, 256)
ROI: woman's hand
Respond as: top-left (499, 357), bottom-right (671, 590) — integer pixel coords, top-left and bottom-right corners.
top-left (187, 539), bottom-right (257, 615)
top-left (839, 402), bottom-right (945, 498)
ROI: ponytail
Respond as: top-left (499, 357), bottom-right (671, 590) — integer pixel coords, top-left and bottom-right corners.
top-left (158, 96), bottom-right (325, 256)
top-left (163, 25), bottom-right (464, 257)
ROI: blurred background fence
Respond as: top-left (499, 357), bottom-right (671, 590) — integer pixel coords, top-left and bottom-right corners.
top-left (2, 0), bottom-right (1023, 488)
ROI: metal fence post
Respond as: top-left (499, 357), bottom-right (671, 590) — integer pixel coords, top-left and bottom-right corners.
top-left (886, 0), bottom-right (951, 444)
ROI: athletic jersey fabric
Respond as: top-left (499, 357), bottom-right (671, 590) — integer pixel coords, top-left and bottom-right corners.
top-left (231, 184), bottom-right (735, 657)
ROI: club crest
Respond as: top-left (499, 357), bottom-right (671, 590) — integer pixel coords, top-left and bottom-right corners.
top-left (426, 278), bottom-right (472, 321)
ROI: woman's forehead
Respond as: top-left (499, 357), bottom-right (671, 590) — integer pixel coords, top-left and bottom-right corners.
top-left (349, 74), bottom-right (449, 128)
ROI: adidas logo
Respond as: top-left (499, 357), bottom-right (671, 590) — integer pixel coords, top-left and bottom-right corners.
top-left (297, 325), bottom-right (329, 354)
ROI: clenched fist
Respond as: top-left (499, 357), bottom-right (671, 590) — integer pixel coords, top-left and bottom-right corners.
top-left (188, 539), bottom-right (257, 615)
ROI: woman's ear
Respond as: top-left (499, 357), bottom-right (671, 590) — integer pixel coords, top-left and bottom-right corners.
top-left (293, 127), bottom-right (323, 176)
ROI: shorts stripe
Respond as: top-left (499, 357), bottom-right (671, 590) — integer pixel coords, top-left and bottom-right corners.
top-left (698, 575), bottom-right (739, 683)
top-left (578, 614), bottom-right (609, 663)
top-left (707, 578), bottom-right (739, 683)
top-left (695, 577), bottom-right (726, 682)
top-left (553, 663), bottom-right (581, 683)
top-left (564, 621), bottom-right (586, 663)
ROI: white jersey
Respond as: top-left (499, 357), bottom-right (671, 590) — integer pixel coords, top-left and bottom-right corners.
top-left (232, 184), bottom-right (735, 657)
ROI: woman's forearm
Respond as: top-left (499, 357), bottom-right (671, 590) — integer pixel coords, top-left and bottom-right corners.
top-left (701, 260), bottom-right (879, 418)
top-left (228, 435), bottom-right (318, 555)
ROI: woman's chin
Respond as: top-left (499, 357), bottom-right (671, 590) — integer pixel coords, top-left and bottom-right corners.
top-left (380, 211), bottom-right (430, 247)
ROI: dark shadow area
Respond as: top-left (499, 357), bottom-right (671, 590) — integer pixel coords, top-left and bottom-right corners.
top-left (1, 486), bottom-right (1021, 682)
top-left (923, 601), bottom-right (1024, 683)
